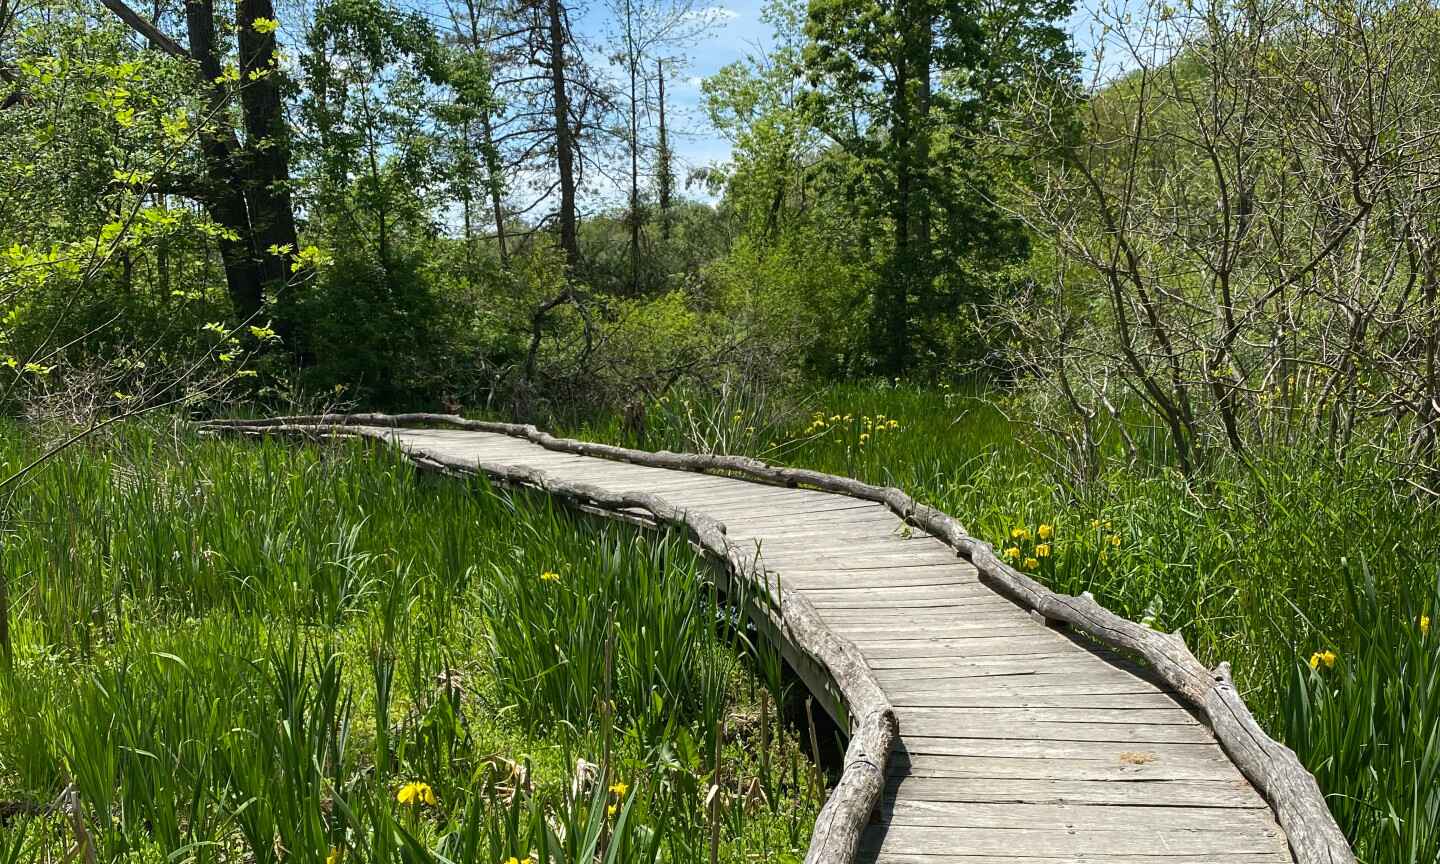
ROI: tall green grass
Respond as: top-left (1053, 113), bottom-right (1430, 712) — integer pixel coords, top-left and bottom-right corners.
top-left (575, 380), bottom-right (1440, 864)
top-left (0, 424), bottom-right (822, 862)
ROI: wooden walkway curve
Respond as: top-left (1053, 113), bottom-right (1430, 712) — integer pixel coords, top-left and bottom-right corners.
top-left (206, 416), bottom-right (1350, 864)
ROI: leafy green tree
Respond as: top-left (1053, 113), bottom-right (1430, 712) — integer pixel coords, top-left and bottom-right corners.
top-left (804, 0), bottom-right (1073, 372)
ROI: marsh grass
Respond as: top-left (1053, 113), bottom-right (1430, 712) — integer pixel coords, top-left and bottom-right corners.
top-left (0, 424), bottom-right (821, 862)
top-left (575, 380), bottom-right (1440, 864)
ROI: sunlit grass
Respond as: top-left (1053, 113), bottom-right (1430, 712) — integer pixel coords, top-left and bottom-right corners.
top-left (574, 379), bottom-right (1440, 864)
top-left (0, 424), bottom-right (821, 863)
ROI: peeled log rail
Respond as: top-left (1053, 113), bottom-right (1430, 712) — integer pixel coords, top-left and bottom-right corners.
top-left (202, 413), bottom-right (1354, 864)
top-left (203, 420), bottom-right (895, 864)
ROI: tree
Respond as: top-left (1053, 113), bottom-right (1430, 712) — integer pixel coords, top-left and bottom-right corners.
top-left (998, 0), bottom-right (1440, 479)
top-left (605, 0), bottom-right (709, 293)
top-left (804, 0), bottom-right (1072, 373)
top-left (99, 0), bottom-right (311, 353)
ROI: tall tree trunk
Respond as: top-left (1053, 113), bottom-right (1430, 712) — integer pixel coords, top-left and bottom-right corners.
top-left (236, 0), bottom-right (303, 346)
top-left (626, 2), bottom-right (640, 294)
top-left (882, 57), bottom-right (913, 376)
top-left (546, 0), bottom-right (579, 269)
top-left (911, 12), bottom-right (932, 302)
top-left (183, 0), bottom-right (267, 324)
top-left (461, 0), bottom-right (508, 267)
top-left (657, 59), bottom-right (673, 241)
top-left (482, 108), bottom-right (509, 266)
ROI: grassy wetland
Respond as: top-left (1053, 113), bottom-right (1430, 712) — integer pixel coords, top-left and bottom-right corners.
top-left (0, 425), bottom-right (823, 863)
top-left (581, 381), bottom-right (1440, 864)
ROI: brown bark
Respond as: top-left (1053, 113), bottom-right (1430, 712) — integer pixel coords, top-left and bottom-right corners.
top-left (101, 0), bottom-right (303, 350)
top-left (182, 0), bottom-right (268, 324)
top-left (546, 0), bottom-right (579, 269)
top-left (657, 59), bottom-right (673, 241)
top-left (235, 0), bottom-right (302, 344)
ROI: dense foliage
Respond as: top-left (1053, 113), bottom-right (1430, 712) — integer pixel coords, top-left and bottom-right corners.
top-left (6, 0), bottom-right (1440, 857)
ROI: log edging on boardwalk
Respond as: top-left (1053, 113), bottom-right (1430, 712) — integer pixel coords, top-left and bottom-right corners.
top-left (201, 418), bottom-right (895, 864)
top-left (202, 413), bottom-right (1353, 864)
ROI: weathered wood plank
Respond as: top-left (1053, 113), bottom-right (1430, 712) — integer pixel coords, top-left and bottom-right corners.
top-left (895, 735), bottom-right (1233, 762)
top-left (883, 775), bottom-right (1267, 808)
top-left (875, 799), bottom-right (1284, 831)
top-left (888, 750), bottom-right (1242, 781)
top-left (885, 690), bottom-right (1186, 710)
top-left (860, 824), bottom-right (1286, 857)
top-left (892, 705), bottom-right (1201, 727)
top-left (862, 855), bottom-right (1288, 864)
top-left (893, 715), bottom-right (1219, 745)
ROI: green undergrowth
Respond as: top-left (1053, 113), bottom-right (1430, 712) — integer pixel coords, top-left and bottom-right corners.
top-left (0, 424), bottom-right (822, 863)
top-left (570, 380), bottom-right (1440, 864)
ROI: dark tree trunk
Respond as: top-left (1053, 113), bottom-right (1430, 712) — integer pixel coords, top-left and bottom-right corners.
top-left (236, 0), bottom-right (302, 344)
top-left (103, 0), bottom-right (304, 352)
top-left (183, 0), bottom-right (267, 323)
top-left (882, 56), bottom-right (913, 376)
top-left (546, 0), bottom-right (579, 269)
top-left (626, 7), bottom-right (640, 294)
top-left (482, 109), bottom-right (509, 266)
top-left (657, 59), bottom-right (673, 241)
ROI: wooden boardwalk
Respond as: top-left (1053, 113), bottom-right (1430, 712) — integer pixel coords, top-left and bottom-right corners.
top-left (357, 425), bottom-right (1293, 864)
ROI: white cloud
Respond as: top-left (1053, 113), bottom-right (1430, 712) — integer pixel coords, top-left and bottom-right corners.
top-left (684, 5), bottom-right (738, 23)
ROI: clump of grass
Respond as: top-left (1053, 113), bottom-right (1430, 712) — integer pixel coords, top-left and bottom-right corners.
top-left (0, 423), bottom-right (823, 862)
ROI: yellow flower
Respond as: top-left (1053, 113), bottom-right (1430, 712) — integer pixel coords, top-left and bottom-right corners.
top-left (1308, 650), bottom-right (1337, 671)
top-left (539, 571), bottom-right (560, 583)
top-left (1037, 524), bottom-right (1054, 540)
top-left (606, 803), bottom-right (618, 818)
top-left (887, 419), bottom-right (899, 429)
top-left (1010, 526), bottom-right (1030, 540)
top-left (1422, 615), bottom-right (1431, 636)
top-left (397, 781), bottom-right (436, 806)
top-left (1003, 546), bottom-right (1021, 560)
top-left (1091, 519), bottom-right (1101, 529)
top-left (327, 848), bottom-right (342, 864)
top-left (1035, 543), bottom-right (1051, 558)
top-left (1022, 557), bottom-right (1039, 570)
top-left (859, 433), bottom-right (870, 444)
top-left (1107, 534), bottom-right (1121, 547)
top-left (829, 414), bottom-right (840, 422)
top-left (609, 780), bottom-right (629, 797)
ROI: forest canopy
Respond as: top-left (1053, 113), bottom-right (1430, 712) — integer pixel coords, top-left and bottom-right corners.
top-left (0, 0), bottom-right (1074, 416)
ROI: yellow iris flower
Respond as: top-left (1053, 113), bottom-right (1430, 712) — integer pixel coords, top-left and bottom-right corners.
top-left (397, 781), bottom-right (437, 806)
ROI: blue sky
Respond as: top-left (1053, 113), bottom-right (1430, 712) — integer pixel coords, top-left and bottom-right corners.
top-left (563, 0), bottom-right (1105, 199)
top-left (566, 0), bottom-right (777, 202)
